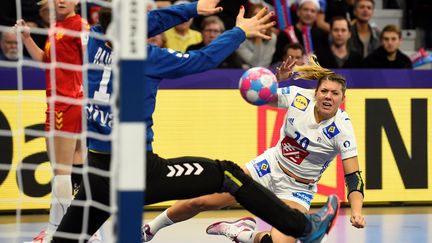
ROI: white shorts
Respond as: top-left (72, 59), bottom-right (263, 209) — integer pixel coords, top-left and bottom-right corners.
top-left (245, 147), bottom-right (317, 210)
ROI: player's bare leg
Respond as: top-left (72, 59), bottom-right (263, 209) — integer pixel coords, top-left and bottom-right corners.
top-left (32, 136), bottom-right (77, 243)
top-left (206, 199), bottom-right (307, 243)
top-left (143, 193), bottom-right (236, 241)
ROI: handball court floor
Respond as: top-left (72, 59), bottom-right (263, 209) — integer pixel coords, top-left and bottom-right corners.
top-left (0, 206), bottom-right (431, 243)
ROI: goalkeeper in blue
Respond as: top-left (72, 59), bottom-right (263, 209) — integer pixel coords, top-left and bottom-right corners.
top-left (51, 1), bottom-right (339, 242)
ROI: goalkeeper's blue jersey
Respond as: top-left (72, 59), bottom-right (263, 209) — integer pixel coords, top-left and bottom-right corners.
top-left (86, 25), bottom-right (114, 153)
top-left (86, 3), bottom-right (246, 153)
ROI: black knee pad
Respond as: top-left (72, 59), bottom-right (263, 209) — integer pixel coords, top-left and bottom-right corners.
top-left (218, 160), bottom-right (251, 195)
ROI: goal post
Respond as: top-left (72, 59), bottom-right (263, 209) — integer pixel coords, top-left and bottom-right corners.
top-left (112, 0), bottom-right (147, 242)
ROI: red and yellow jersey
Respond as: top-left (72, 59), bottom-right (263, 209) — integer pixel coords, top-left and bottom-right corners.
top-left (44, 14), bottom-right (89, 107)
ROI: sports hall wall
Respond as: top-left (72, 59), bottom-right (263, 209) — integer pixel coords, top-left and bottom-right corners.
top-left (0, 68), bottom-right (431, 211)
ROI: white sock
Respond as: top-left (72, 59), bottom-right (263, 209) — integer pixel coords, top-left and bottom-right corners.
top-left (48, 175), bottom-right (72, 234)
top-left (147, 209), bottom-right (174, 234)
top-left (236, 230), bottom-right (259, 243)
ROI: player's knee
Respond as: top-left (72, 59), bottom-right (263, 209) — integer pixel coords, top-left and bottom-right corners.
top-left (52, 175), bottom-right (73, 198)
top-left (218, 160), bottom-right (251, 195)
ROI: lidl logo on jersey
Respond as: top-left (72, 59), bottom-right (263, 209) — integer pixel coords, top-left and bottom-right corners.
top-left (253, 159), bottom-right (271, 177)
top-left (323, 122), bottom-right (340, 139)
top-left (291, 93), bottom-right (310, 111)
top-left (292, 192), bottom-right (313, 205)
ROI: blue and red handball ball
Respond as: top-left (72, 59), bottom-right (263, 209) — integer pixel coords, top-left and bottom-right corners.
top-left (239, 67), bottom-right (278, 106)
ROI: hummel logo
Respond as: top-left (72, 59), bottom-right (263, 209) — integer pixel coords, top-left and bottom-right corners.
top-left (166, 163), bottom-right (204, 177)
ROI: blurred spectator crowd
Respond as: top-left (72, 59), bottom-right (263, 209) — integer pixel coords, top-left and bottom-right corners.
top-left (1, 0), bottom-right (432, 69)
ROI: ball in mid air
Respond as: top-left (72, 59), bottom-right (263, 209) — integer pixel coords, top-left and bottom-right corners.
top-left (239, 67), bottom-right (278, 106)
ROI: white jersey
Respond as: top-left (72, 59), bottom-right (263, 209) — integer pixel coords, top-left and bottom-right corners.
top-left (275, 86), bottom-right (358, 181)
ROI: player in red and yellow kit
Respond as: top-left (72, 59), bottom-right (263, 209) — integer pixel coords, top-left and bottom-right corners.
top-left (15, 0), bottom-right (95, 241)
top-left (43, 11), bottom-right (88, 133)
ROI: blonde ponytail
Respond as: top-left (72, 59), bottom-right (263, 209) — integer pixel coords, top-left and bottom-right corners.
top-left (292, 55), bottom-right (347, 94)
top-left (292, 55), bottom-right (334, 81)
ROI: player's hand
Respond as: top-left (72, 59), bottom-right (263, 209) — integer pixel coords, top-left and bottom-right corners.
top-left (197, 0), bottom-right (223, 16)
top-left (14, 19), bottom-right (31, 39)
top-left (350, 213), bottom-right (366, 228)
top-left (236, 6), bottom-right (275, 40)
top-left (276, 56), bottom-right (297, 81)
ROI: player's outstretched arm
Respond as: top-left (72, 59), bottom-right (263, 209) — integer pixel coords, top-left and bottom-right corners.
top-left (276, 56), bottom-right (296, 81)
top-left (145, 7), bottom-right (275, 79)
top-left (197, 0), bottom-right (223, 16)
top-left (148, 3), bottom-right (198, 37)
top-left (266, 56), bottom-right (296, 107)
top-left (15, 19), bottom-right (44, 61)
top-left (148, 0), bottom-right (222, 38)
top-left (235, 6), bottom-right (275, 40)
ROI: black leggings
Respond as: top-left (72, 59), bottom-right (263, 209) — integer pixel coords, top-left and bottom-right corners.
top-left (52, 151), bottom-right (307, 242)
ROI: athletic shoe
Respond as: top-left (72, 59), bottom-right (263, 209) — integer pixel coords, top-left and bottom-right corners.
top-left (88, 230), bottom-right (103, 243)
top-left (31, 230), bottom-right (50, 243)
top-left (206, 217), bottom-right (256, 243)
top-left (299, 194), bottom-right (340, 243)
top-left (141, 224), bottom-right (155, 242)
